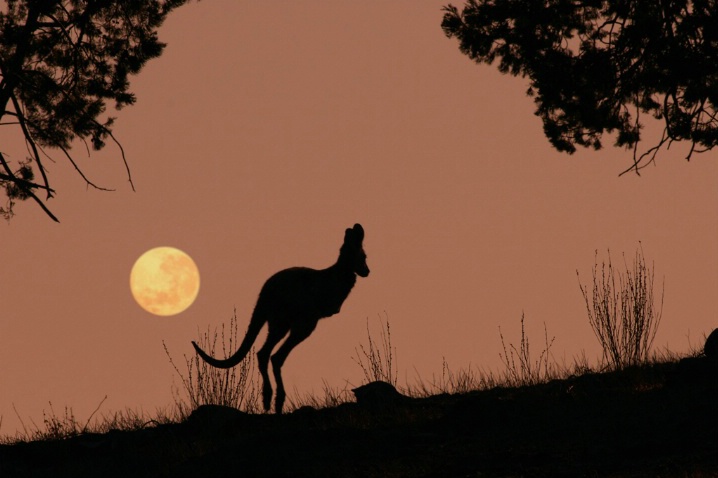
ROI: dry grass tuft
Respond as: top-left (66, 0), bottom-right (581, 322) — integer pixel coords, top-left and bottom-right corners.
top-left (352, 312), bottom-right (398, 386)
top-left (163, 307), bottom-right (261, 417)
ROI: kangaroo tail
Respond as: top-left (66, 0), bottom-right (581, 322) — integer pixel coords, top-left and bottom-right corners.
top-left (192, 310), bottom-right (266, 369)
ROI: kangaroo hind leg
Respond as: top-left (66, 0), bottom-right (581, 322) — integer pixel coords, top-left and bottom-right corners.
top-left (270, 321), bottom-right (317, 414)
top-left (257, 325), bottom-right (289, 412)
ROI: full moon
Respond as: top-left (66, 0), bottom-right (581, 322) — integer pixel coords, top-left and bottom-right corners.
top-left (130, 247), bottom-right (200, 316)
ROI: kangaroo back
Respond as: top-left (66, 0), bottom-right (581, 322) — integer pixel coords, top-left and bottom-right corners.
top-left (192, 306), bottom-right (266, 369)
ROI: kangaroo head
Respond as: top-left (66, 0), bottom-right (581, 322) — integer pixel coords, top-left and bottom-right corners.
top-left (342, 223), bottom-right (370, 278)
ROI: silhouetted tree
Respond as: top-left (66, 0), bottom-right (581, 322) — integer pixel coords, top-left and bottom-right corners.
top-left (442, 1), bottom-right (718, 174)
top-left (0, 0), bottom-right (189, 221)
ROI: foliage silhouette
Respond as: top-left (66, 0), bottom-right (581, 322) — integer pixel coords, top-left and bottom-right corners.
top-left (442, 0), bottom-right (718, 174)
top-left (0, 0), bottom-right (189, 221)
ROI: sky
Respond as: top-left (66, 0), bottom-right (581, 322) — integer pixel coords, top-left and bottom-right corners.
top-left (1, 1), bottom-right (716, 436)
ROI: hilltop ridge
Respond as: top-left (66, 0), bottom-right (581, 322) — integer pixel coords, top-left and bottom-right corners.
top-left (1, 357), bottom-right (716, 477)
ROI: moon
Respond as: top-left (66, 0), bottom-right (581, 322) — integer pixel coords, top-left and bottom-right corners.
top-left (130, 247), bottom-right (200, 316)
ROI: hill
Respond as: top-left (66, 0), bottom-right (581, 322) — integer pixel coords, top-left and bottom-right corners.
top-left (1, 357), bottom-right (716, 477)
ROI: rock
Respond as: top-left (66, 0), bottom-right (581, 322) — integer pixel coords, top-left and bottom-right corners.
top-left (352, 381), bottom-right (407, 407)
top-left (290, 405), bottom-right (319, 419)
top-left (187, 404), bottom-right (248, 430)
top-left (704, 328), bottom-right (718, 361)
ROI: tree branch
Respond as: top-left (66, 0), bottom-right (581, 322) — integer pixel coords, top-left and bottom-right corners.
top-left (10, 93), bottom-right (53, 198)
top-left (0, 151), bottom-right (58, 222)
top-left (56, 143), bottom-right (114, 192)
top-left (94, 121), bottom-right (135, 192)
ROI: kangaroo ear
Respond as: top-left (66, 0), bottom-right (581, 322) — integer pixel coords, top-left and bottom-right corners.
top-left (344, 224), bottom-right (364, 244)
top-left (352, 223), bottom-right (364, 241)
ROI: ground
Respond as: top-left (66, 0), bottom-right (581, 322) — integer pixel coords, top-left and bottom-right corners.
top-left (1, 358), bottom-right (716, 477)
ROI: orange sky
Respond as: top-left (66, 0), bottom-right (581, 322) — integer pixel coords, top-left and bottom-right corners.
top-left (1, 1), bottom-right (716, 436)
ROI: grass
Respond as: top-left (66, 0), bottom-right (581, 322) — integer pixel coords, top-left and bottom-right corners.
top-left (498, 311), bottom-right (557, 386)
top-left (0, 311), bottom-right (568, 443)
top-left (163, 307), bottom-right (261, 417)
top-left (352, 311), bottom-right (398, 386)
top-left (2, 331), bottom-right (713, 477)
top-left (407, 358), bottom-right (499, 397)
top-left (5, 343), bottom-right (702, 441)
top-left (2, 346), bottom-right (714, 477)
top-left (286, 380), bottom-right (355, 411)
top-left (4, 311), bottom-right (701, 444)
top-left (2, 397), bottom-right (178, 444)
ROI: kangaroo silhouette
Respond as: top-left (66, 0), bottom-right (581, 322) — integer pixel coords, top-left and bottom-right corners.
top-left (192, 224), bottom-right (370, 414)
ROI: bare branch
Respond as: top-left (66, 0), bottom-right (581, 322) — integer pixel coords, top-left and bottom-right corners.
top-left (93, 121), bottom-right (135, 192)
top-left (23, 186), bottom-right (60, 222)
top-left (56, 144), bottom-right (114, 192)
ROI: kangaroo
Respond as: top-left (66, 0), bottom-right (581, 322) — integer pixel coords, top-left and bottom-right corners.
top-left (192, 223), bottom-right (369, 414)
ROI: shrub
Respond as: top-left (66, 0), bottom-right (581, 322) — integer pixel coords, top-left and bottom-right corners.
top-left (577, 245), bottom-right (664, 370)
top-left (352, 312), bottom-right (398, 386)
top-left (163, 308), bottom-right (260, 417)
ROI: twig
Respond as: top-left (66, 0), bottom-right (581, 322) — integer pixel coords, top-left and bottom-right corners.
top-left (82, 395), bottom-right (108, 433)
